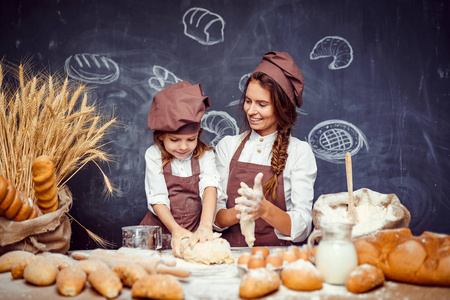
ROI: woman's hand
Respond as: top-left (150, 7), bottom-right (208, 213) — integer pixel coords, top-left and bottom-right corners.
top-left (235, 173), bottom-right (268, 221)
top-left (171, 227), bottom-right (193, 258)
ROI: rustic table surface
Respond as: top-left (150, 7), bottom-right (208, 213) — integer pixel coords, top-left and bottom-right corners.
top-left (1, 247), bottom-right (449, 300)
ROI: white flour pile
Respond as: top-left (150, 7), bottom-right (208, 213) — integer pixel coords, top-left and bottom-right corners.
top-left (313, 188), bottom-right (411, 238)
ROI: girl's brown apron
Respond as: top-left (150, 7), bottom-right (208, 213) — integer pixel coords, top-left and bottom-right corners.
top-left (140, 156), bottom-right (202, 234)
top-left (221, 133), bottom-right (291, 247)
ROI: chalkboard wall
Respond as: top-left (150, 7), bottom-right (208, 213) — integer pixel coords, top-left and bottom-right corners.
top-left (1, 0), bottom-right (449, 250)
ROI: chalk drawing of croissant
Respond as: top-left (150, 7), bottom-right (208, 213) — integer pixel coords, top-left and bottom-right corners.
top-left (310, 36), bottom-right (354, 70)
top-left (183, 7), bottom-right (225, 45)
top-left (148, 66), bottom-right (182, 92)
top-left (307, 119), bottom-right (368, 164)
top-left (65, 53), bottom-right (120, 84)
top-left (201, 111), bottom-right (239, 147)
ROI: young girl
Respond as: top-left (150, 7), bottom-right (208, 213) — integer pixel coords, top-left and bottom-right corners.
top-left (140, 81), bottom-right (220, 257)
top-left (214, 51), bottom-right (317, 246)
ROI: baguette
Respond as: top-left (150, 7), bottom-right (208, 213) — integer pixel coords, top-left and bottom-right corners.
top-left (354, 228), bottom-right (450, 286)
top-left (111, 263), bottom-right (148, 287)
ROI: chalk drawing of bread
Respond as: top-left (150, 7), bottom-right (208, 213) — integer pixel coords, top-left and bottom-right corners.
top-left (148, 66), bottom-right (181, 92)
top-left (307, 119), bottom-right (368, 164)
top-left (65, 53), bottom-right (120, 84)
top-left (201, 111), bottom-right (239, 147)
top-left (310, 36), bottom-right (353, 70)
top-left (183, 7), bottom-right (225, 45)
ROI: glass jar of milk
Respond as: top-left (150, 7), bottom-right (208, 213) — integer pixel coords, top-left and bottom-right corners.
top-left (307, 222), bottom-right (358, 285)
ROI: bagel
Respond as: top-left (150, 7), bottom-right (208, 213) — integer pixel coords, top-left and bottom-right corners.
top-left (0, 182), bottom-right (15, 212)
top-left (13, 196), bottom-right (33, 221)
top-left (0, 175), bottom-right (8, 204)
top-left (4, 190), bottom-right (24, 219)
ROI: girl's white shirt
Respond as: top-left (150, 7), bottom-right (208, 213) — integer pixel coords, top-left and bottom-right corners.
top-left (215, 130), bottom-right (317, 243)
top-left (144, 145), bottom-right (221, 215)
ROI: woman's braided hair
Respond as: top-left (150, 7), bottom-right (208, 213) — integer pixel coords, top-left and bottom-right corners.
top-left (239, 72), bottom-right (297, 199)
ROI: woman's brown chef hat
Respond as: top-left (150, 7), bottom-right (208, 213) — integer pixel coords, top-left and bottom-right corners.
top-left (147, 81), bottom-right (211, 134)
top-left (253, 51), bottom-right (304, 108)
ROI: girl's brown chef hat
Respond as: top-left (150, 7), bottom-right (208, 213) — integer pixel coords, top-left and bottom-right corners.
top-left (147, 81), bottom-right (211, 134)
top-left (253, 51), bottom-right (304, 108)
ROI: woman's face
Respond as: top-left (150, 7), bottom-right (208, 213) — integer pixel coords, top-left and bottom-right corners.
top-left (244, 80), bottom-right (278, 136)
top-left (161, 132), bottom-right (198, 159)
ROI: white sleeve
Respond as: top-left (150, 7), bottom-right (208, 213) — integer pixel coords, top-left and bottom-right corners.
top-left (198, 149), bottom-right (221, 202)
top-left (144, 146), bottom-right (171, 214)
top-left (274, 141), bottom-right (317, 243)
top-left (213, 135), bottom-right (241, 231)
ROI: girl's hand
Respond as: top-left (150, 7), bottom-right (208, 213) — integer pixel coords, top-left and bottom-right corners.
top-left (171, 227), bottom-right (193, 258)
top-left (189, 225), bottom-right (214, 248)
top-left (236, 173), bottom-right (267, 221)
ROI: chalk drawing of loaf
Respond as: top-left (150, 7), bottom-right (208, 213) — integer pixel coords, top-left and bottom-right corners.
top-left (201, 111), bottom-right (239, 147)
top-left (65, 53), bottom-right (120, 84)
top-left (307, 119), bottom-right (368, 164)
top-left (310, 36), bottom-right (353, 70)
top-left (183, 7), bottom-right (225, 45)
top-left (148, 66), bottom-right (182, 92)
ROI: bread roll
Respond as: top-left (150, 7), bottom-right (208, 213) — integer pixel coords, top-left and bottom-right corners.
top-left (131, 274), bottom-right (184, 300)
top-left (88, 269), bottom-right (122, 299)
top-left (74, 259), bottom-right (109, 275)
top-left (239, 268), bottom-right (280, 299)
top-left (354, 228), bottom-right (450, 286)
top-left (346, 264), bottom-right (385, 293)
top-left (38, 252), bottom-right (75, 270)
top-left (23, 256), bottom-right (58, 286)
top-left (57, 266), bottom-right (87, 296)
top-left (11, 255), bottom-right (37, 279)
top-left (0, 250), bottom-right (35, 272)
top-left (111, 263), bottom-right (148, 287)
top-left (281, 259), bottom-right (323, 291)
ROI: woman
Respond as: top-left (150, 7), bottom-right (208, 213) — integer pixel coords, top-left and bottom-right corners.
top-left (214, 51), bottom-right (317, 246)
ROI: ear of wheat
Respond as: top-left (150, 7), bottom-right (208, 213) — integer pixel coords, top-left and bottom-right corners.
top-left (0, 60), bottom-right (117, 248)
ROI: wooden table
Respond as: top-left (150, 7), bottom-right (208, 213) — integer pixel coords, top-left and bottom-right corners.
top-left (0, 248), bottom-right (449, 300)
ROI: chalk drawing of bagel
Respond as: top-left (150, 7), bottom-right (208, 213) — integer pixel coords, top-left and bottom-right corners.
top-left (307, 119), bottom-right (368, 164)
top-left (148, 66), bottom-right (182, 92)
top-left (65, 53), bottom-right (120, 84)
top-left (183, 7), bottom-right (225, 46)
top-left (310, 36), bottom-right (354, 70)
top-left (201, 110), bottom-right (239, 147)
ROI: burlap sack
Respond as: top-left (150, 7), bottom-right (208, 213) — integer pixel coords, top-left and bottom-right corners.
top-left (0, 186), bottom-right (72, 255)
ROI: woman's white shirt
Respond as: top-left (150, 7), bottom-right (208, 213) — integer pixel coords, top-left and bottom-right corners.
top-left (215, 130), bottom-right (317, 243)
top-left (144, 145), bottom-right (221, 214)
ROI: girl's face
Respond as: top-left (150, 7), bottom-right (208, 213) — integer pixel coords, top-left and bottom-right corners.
top-left (244, 80), bottom-right (278, 136)
top-left (161, 132), bottom-right (199, 159)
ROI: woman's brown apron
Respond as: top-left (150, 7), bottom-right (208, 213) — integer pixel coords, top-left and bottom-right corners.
top-left (220, 133), bottom-right (291, 247)
top-left (140, 157), bottom-right (202, 234)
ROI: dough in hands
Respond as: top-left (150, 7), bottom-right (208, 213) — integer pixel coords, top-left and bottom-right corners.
top-left (240, 217), bottom-right (255, 247)
top-left (180, 237), bottom-right (234, 265)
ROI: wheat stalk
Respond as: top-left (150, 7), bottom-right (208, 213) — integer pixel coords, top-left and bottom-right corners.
top-left (0, 60), bottom-right (118, 248)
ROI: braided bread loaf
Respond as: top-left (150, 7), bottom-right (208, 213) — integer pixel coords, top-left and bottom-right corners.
top-left (0, 175), bottom-right (42, 221)
top-left (31, 155), bottom-right (58, 213)
top-left (354, 228), bottom-right (450, 287)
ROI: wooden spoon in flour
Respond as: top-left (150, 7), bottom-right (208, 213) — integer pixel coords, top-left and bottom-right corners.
top-left (345, 152), bottom-right (358, 223)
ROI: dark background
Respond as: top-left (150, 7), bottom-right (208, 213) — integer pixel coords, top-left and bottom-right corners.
top-left (1, 0), bottom-right (449, 250)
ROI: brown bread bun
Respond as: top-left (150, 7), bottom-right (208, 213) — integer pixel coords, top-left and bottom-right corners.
top-left (346, 264), bottom-right (385, 293)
